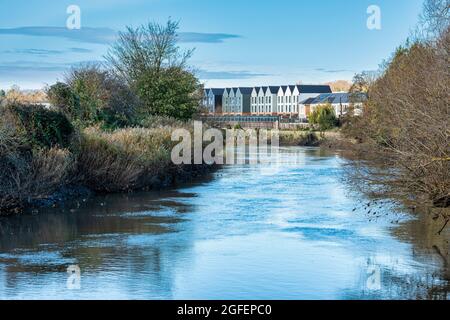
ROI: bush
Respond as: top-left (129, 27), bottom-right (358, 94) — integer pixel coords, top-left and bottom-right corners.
top-left (77, 127), bottom-right (175, 192)
top-left (0, 115), bottom-right (75, 214)
top-left (47, 65), bottom-right (138, 129)
top-left (4, 104), bottom-right (74, 149)
top-left (308, 104), bottom-right (338, 131)
top-left (47, 82), bottom-right (80, 115)
top-left (139, 115), bottom-right (187, 129)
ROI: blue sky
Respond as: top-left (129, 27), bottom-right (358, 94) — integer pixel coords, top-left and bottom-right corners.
top-left (0, 0), bottom-right (424, 89)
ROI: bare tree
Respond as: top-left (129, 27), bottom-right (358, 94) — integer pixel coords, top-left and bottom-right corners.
top-left (343, 2), bottom-right (450, 222)
top-left (419, 0), bottom-right (450, 39)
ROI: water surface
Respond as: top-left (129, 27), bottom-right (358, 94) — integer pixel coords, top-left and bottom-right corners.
top-left (0, 147), bottom-right (448, 299)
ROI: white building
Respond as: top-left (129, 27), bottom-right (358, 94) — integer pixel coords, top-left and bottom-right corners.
top-left (265, 86), bottom-right (279, 114)
top-left (278, 85), bottom-right (332, 116)
top-left (298, 93), bottom-right (366, 120)
top-left (203, 88), bottom-right (224, 114)
top-left (222, 87), bottom-right (252, 114)
top-left (206, 84), bottom-right (332, 116)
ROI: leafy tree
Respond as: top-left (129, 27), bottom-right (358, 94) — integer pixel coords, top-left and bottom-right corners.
top-left (47, 64), bottom-right (138, 128)
top-left (135, 67), bottom-right (201, 120)
top-left (46, 82), bottom-right (81, 118)
top-left (106, 19), bottom-right (201, 120)
top-left (308, 104), bottom-right (337, 131)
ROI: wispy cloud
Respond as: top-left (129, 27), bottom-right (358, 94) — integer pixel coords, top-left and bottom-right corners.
top-left (1, 47), bottom-right (93, 56)
top-left (197, 70), bottom-right (270, 80)
top-left (0, 26), bottom-right (240, 44)
top-left (0, 27), bottom-right (116, 44)
top-left (179, 32), bottom-right (241, 43)
top-left (0, 60), bottom-right (104, 73)
top-left (69, 47), bottom-right (93, 53)
top-left (314, 68), bottom-right (352, 73)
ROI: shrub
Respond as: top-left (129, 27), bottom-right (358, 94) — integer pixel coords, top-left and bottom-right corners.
top-left (47, 65), bottom-right (138, 129)
top-left (0, 116), bottom-right (75, 214)
top-left (0, 120), bottom-right (31, 213)
top-left (4, 104), bottom-right (74, 149)
top-left (308, 104), bottom-right (337, 131)
top-left (29, 148), bottom-right (76, 197)
top-left (47, 82), bottom-right (80, 114)
top-left (77, 127), bottom-right (175, 192)
top-left (66, 64), bottom-right (138, 128)
top-left (139, 115), bottom-right (187, 129)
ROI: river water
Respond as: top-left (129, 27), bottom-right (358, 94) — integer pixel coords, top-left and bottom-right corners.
top-left (0, 147), bottom-right (448, 300)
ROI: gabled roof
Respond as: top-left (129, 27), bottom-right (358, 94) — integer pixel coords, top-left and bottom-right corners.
top-left (260, 86), bottom-right (268, 94)
top-left (238, 87), bottom-right (253, 95)
top-left (279, 86), bottom-right (288, 94)
top-left (268, 86), bottom-right (280, 94)
top-left (296, 85), bottom-right (332, 94)
top-left (210, 88), bottom-right (224, 95)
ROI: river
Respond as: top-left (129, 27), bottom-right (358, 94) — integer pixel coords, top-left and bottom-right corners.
top-left (0, 147), bottom-right (448, 299)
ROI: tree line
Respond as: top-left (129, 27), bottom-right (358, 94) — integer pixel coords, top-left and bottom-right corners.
top-left (343, 0), bottom-right (449, 216)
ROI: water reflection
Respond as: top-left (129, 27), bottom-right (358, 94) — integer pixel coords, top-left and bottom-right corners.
top-left (0, 147), bottom-right (448, 299)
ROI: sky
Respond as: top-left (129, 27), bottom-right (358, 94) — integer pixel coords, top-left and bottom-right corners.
top-left (0, 0), bottom-right (424, 90)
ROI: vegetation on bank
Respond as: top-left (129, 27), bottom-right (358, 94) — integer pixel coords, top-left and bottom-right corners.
top-left (341, 0), bottom-right (449, 219)
top-left (307, 104), bottom-right (338, 132)
top-left (0, 19), bottom-right (207, 216)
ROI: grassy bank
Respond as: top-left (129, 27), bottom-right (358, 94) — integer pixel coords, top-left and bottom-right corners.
top-left (278, 129), bottom-right (355, 148)
top-left (0, 104), bottom-right (213, 216)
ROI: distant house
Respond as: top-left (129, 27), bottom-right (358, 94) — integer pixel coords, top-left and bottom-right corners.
top-left (251, 87), bottom-right (270, 114)
top-left (204, 88), bottom-right (224, 114)
top-left (205, 84), bottom-right (332, 116)
top-left (202, 89), bottom-right (209, 109)
top-left (265, 86), bottom-right (279, 114)
top-left (222, 88), bottom-right (231, 113)
top-left (251, 87), bottom-right (259, 114)
top-left (234, 87), bottom-right (253, 114)
top-left (299, 92), bottom-right (366, 120)
top-left (277, 85), bottom-right (331, 116)
top-left (222, 87), bottom-right (252, 114)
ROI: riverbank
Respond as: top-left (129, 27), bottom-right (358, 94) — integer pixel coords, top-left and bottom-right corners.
top-left (278, 129), bottom-right (356, 150)
top-left (24, 162), bottom-right (216, 213)
top-left (0, 105), bottom-right (217, 216)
